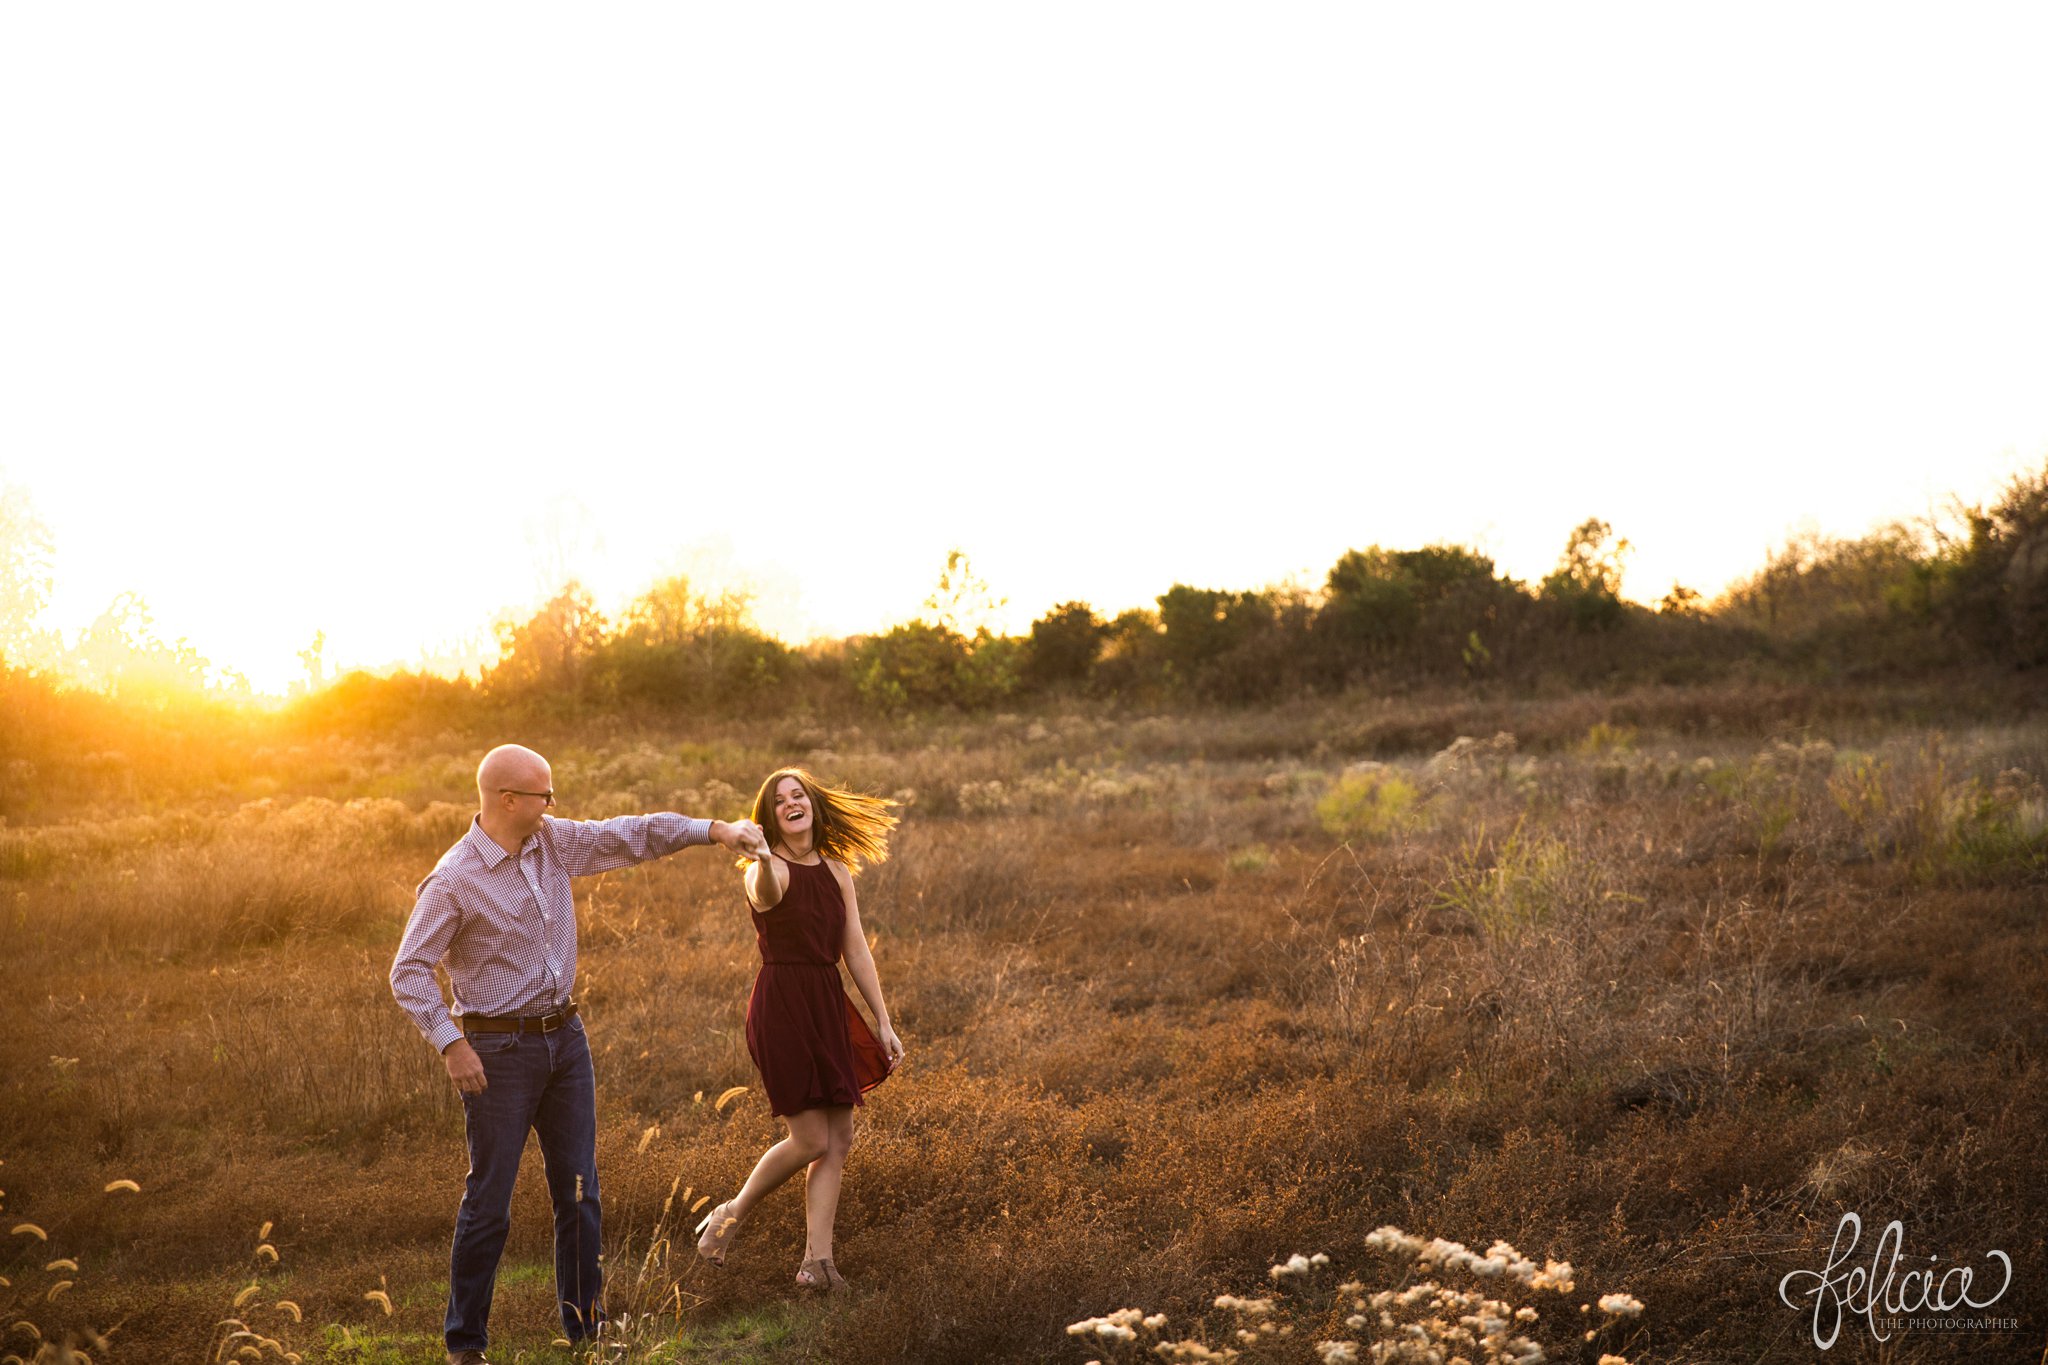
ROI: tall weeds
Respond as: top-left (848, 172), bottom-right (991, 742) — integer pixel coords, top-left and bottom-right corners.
top-left (0, 688), bottom-right (2041, 1361)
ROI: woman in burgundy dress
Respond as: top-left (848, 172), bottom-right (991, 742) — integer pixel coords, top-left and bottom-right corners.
top-left (695, 766), bottom-right (903, 1291)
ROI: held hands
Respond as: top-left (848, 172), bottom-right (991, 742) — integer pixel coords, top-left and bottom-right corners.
top-left (443, 1037), bottom-right (486, 1094)
top-left (711, 819), bottom-right (771, 861)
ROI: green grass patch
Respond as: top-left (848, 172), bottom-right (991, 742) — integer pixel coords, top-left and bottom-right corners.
top-left (310, 1324), bottom-right (448, 1365)
top-left (655, 1301), bottom-right (803, 1363)
top-left (1435, 819), bottom-right (1573, 939)
top-left (298, 1301), bottom-right (807, 1365)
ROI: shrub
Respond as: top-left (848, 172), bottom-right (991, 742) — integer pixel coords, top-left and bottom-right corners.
top-left (1576, 722), bottom-right (1637, 756)
top-left (1934, 770), bottom-right (2048, 882)
top-left (960, 630), bottom-right (1024, 707)
top-left (1154, 585), bottom-right (1319, 702)
top-left (1319, 543), bottom-right (1517, 675)
top-left (852, 622), bottom-right (970, 711)
top-left (1878, 743), bottom-right (2048, 883)
top-left (1315, 769), bottom-right (1422, 841)
top-left (1156, 585), bottom-right (1260, 686)
top-left (1023, 602), bottom-right (1104, 689)
top-left (851, 622), bottom-right (1021, 712)
top-left (597, 576), bottom-right (791, 708)
top-left (1092, 607), bottom-right (1165, 699)
top-left (1322, 547), bottom-right (1425, 649)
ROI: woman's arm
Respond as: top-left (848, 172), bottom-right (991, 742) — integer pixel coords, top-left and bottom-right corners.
top-left (834, 862), bottom-right (904, 1065)
top-left (745, 853), bottom-right (788, 911)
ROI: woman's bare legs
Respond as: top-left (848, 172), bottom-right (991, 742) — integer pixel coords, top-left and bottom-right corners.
top-left (801, 1106), bottom-right (856, 1263)
top-left (727, 1109), bottom-right (830, 1223)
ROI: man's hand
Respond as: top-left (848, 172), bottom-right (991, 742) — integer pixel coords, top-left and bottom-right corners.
top-left (443, 1037), bottom-right (486, 1094)
top-left (711, 819), bottom-right (771, 860)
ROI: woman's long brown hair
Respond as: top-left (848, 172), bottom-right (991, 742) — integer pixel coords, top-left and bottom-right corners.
top-left (748, 766), bottom-right (898, 874)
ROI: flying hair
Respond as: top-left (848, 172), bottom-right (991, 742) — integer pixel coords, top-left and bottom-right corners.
top-left (748, 766), bottom-right (898, 874)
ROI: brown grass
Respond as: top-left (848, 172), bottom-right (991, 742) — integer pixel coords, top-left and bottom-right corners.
top-left (1, 681), bottom-right (2043, 1363)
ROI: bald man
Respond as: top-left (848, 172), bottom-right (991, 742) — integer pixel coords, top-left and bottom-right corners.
top-left (391, 744), bottom-right (767, 1365)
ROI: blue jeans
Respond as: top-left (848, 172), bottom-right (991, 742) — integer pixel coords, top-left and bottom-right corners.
top-left (444, 1017), bottom-right (603, 1352)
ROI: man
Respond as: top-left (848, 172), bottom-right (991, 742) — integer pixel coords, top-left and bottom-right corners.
top-left (391, 743), bottom-right (767, 1365)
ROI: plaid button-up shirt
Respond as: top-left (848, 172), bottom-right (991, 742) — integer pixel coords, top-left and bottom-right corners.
top-left (391, 812), bottom-right (711, 1053)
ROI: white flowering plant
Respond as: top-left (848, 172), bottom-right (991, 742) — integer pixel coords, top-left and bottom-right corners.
top-left (1065, 1226), bottom-right (1649, 1365)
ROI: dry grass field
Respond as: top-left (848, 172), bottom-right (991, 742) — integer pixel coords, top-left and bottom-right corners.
top-left (3, 678), bottom-right (2045, 1364)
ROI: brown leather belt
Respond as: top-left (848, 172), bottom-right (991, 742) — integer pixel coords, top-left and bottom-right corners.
top-left (460, 1001), bottom-right (579, 1034)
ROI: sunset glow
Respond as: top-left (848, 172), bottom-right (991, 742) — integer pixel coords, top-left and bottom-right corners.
top-left (5, 6), bottom-right (2046, 693)
top-left (5, 14), bottom-right (2046, 1358)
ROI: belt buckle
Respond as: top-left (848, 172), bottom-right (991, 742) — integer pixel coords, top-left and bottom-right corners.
top-left (540, 1009), bottom-right (564, 1033)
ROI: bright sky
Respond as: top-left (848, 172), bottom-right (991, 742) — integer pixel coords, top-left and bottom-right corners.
top-left (4, 5), bottom-right (2045, 692)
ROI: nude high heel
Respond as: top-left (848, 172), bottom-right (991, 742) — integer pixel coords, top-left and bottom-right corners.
top-left (694, 1201), bottom-right (742, 1265)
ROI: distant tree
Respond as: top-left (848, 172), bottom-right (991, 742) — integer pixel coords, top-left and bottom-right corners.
top-left (488, 583), bottom-right (607, 695)
top-left (1541, 519), bottom-right (1632, 631)
top-left (1092, 607), bottom-right (1164, 698)
top-left (1715, 524), bottom-right (1923, 637)
top-left (1323, 548), bottom-right (1422, 648)
top-left (599, 575), bottom-right (787, 706)
top-left (923, 548), bottom-right (1007, 637)
top-left (0, 481), bottom-right (54, 667)
top-left (1401, 544), bottom-right (1508, 604)
top-left (851, 620), bottom-right (972, 712)
top-left (621, 574), bottom-right (755, 642)
top-left (1320, 543), bottom-right (1520, 675)
top-left (1157, 584), bottom-right (1253, 682)
top-left (1657, 584), bottom-right (1704, 616)
top-left (843, 550), bottom-right (1024, 712)
top-left (1325, 545), bottom-right (1504, 646)
top-left (960, 630), bottom-right (1023, 705)
top-left (1023, 601), bottom-right (1104, 688)
top-left (1987, 462), bottom-right (2048, 664)
top-left (1692, 458), bottom-right (2048, 671)
top-left (1546, 518), bottom-right (1630, 595)
top-left (1151, 584), bottom-right (1316, 701)
top-left (1991, 460), bottom-right (2048, 542)
top-left (66, 593), bottom-right (214, 701)
top-left (1202, 585), bottom-right (1316, 702)
top-left (1915, 464), bottom-right (2048, 663)
top-left (294, 631), bottom-right (328, 696)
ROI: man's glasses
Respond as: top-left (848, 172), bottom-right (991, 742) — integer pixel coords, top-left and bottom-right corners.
top-left (500, 788), bottom-right (555, 807)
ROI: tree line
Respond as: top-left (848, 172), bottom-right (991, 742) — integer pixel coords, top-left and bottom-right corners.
top-left (297, 464), bottom-right (2048, 727)
top-left (4, 462), bottom-right (2045, 741)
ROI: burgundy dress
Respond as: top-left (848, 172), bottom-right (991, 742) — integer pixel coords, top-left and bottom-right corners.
top-left (745, 857), bottom-right (891, 1116)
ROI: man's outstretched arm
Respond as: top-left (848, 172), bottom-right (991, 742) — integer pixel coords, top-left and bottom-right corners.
top-left (548, 811), bottom-right (767, 876)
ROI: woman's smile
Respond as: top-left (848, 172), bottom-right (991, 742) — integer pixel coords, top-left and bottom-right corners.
top-left (775, 779), bottom-right (812, 837)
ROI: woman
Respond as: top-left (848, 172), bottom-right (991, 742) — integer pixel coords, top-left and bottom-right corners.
top-left (695, 767), bottom-right (905, 1292)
